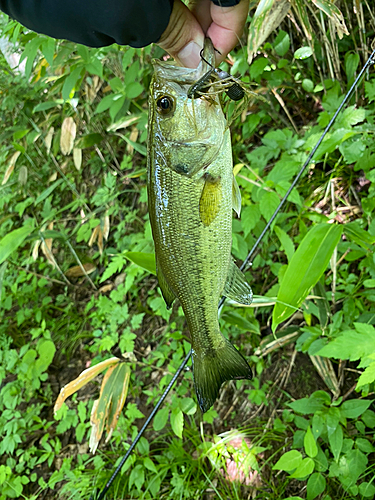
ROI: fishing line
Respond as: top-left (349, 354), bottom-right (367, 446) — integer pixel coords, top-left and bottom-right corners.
top-left (90, 47), bottom-right (375, 500)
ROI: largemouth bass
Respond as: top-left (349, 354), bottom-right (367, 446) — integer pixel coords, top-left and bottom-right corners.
top-left (147, 38), bottom-right (253, 413)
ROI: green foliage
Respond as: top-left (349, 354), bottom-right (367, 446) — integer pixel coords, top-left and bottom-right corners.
top-left (0, 1), bottom-right (375, 499)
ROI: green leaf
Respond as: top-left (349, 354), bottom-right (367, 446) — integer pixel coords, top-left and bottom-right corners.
top-left (294, 47), bottom-right (313, 60)
top-left (153, 407), bottom-right (169, 432)
top-left (35, 179), bottom-right (63, 205)
top-left (290, 457), bottom-right (315, 478)
top-left (288, 392), bottom-right (331, 414)
top-left (340, 399), bottom-right (372, 419)
top-left (126, 82), bottom-right (144, 100)
top-left (75, 133), bottom-right (103, 149)
top-left (359, 482), bottom-right (375, 498)
top-left (304, 426), bottom-right (318, 458)
top-left (0, 223), bottom-right (35, 265)
top-left (273, 450), bottom-right (302, 471)
top-left (143, 457), bottom-right (158, 473)
top-left (259, 191), bottom-right (280, 222)
top-left (274, 30), bottom-right (290, 56)
top-left (343, 222), bottom-right (375, 249)
top-left (274, 226), bottom-right (295, 263)
top-left (62, 66), bottom-right (84, 101)
top-left (33, 100), bottom-right (64, 112)
top-left (316, 324), bottom-right (375, 362)
top-left (306, 472), bottom-right (326, 500)
top-left (328, 424), bottom-right (343, 461)
top-left (273, 223), bottom-right (342, 330)
top-left (170, 408), bottom-right (184, 438)
top-left (358, 362), bottom-right (375, 388)
top-left (124, 252), bottom-right (156, 275)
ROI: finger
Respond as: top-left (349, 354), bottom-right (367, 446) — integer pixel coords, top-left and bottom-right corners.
top-left (206, 0), bottom-right (249, 64)
top-left (157, 0), bottom-right (205, 68)
top-left (189, 0), bottom-right (212, 33)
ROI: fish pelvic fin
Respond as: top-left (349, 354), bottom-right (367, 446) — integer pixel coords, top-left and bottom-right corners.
top-left (192, 337), bottom-right (252, 413)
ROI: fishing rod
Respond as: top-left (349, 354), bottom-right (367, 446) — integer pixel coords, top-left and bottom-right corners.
top-left (90, 47), bottom-right (375, 500)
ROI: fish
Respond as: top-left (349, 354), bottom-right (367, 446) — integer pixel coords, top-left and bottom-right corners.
top-left (147, 38), bottom-right (253, 413)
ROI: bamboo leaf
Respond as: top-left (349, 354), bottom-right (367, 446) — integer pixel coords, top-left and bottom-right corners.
top-left (272, 223), bottom-right (342, 330)
top-left (0, 223), bottom-right (35, 265)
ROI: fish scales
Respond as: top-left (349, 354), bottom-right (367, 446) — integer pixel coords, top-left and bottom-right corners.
top-left (147, 38), bottom-right (253, 412)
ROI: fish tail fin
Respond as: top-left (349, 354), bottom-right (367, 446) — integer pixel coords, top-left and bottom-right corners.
top-left (192, 336), bottom-right (251, 413)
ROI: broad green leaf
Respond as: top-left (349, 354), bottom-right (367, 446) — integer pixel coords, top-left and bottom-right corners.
top-left (316, 324), bottom-right (375, 362)
top-left (306, 472), bottom-right (326, 500)
top-left (274, 30), bottom-right (290, 56)
top-left (274, 226), bottom-right (295, 263)
top-left (288, 391), bottom-right (331, 414)
top-left (33, 100), bottom-right (64, 112)
top-left (340, 399), bottom-right (372, 419)
top-left (304, 426), bottom-right (318, 458)
top-left (273, 223), bottom-right (342, 330)
top-left (221, 311), bottom-right (259, 333)
top-left (153, 407), bottom-right (169, 432)
top-left (328, 424), bottom-right (342, 461)
top-left (343, 222), bottom-right (375, 249)
top-left (289, 457), bottom-right (314, 478)
top-left (170, 408), bottom-right (184, 438)
top-left (273, 450), bottom-right (302, 471)
top-left (358, 362), bottom-right (375, 388)
top-left (143, 457), bottom-right (157, 473)
top-left (0, 223), bottom-right (35, 265)
top-left (359, 482), bottom-right (375, 498)
top-left (259, 190), bottom-right (280, 222)
top-left (0, 261), bottom-right (8, 305)
top-left (124, 252), bottom-right (156, 275)
top-left (294, 47), bottom-right (313, 60)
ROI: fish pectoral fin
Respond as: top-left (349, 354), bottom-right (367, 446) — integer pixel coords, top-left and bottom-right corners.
top-left (232, 174), bottom-right (241, 217)
top-left (199, 174), bottom-right (222, 227)
top-left (223, 260), bottom-right (253, 305)
top-left (156, 261), bottom-right (175, 310)
top-left (192, 336), bottom-right (252, 413)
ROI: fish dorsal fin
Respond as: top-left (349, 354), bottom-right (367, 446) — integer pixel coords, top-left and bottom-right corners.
top-left (156, 259), bottom-right (175, 309)
top-left (199, 174), bottom-right (222, 227)
top-left (232, 174), bottom-right (241, 217)
top-left (223, 261), bottom-right (253, 305)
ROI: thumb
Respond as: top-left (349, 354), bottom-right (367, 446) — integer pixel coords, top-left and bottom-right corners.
top-left (157, 0), bottom-right (205, 68)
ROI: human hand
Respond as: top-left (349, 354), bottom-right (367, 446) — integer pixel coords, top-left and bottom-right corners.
top-left (157, 0), bottom-right (249, 68)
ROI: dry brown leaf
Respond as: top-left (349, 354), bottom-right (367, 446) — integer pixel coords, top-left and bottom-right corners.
top-left (73, 148), bottom-right (82, 171)
top-left (65, 262), bottom-right (96, 277)
top-left (45, 126), bottom-right (54, 155)
top-left (88, 226), bottom-right (100, 247)
top-left (60, 117), bottom-right (76, 155)
top-left (97, 227), bottom-right (103, 255)
top-left (99, 284), bottom-right (114, 294)
top-left (32, 240), bottom-right (41, 261)
top-left (85, 75), bottom-right (102, 103)
top-left (41, 224), bottom-right (55, 267)
top-left (49, 171), bottom-right (58, 182)
top-left (126, 127), bottom-right (139, 154)
top-left (2, 151), bottom-right (21, 185)
top-left (103, 214), bottom-right (110, 240)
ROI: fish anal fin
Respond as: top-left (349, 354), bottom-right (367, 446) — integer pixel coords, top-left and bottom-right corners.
top-left (223, 260), bottom-right (253, 305)
top-left (156, 261), bottom-right (175, 309)
top-left (232, 174), bottom-right (241, 217)
top-left (192, 337), bottom-right (251, 413)
top-left (199, 174), bottom-right (222, 227)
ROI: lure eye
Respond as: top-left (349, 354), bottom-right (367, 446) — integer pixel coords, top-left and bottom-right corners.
top-left (156, 95), bottom-right (175, 115)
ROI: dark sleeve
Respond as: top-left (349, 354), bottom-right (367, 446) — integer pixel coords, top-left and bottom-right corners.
top-left (0, 0), bottom-right (174, 48)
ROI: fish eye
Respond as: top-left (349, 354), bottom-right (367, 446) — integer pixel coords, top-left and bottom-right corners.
top-left (156, 95), bottom-right (174, 115)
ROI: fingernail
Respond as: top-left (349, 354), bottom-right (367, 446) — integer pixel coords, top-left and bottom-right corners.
top-left (177, 41), bottom-right (202, 68)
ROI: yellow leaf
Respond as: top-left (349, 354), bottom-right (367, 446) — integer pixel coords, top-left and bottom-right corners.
top-left (45, 127), bottom-right (54, 155)
top-left (54, 357), bottom-right (120, 414)
top-left (2, 151), bottom-right (21, 185)
top-left (60, 117), bottom-right (76, 155)
top-left (73, 148), bottom-right (82, 171)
